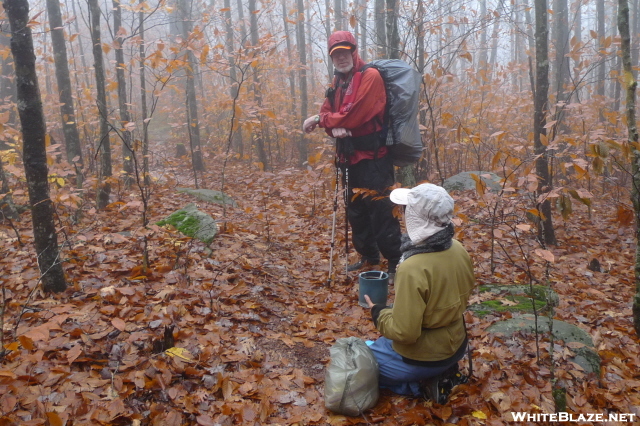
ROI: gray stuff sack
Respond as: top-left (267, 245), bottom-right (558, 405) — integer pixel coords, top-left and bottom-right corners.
top-left (324, 337), bottom-right (379, 416)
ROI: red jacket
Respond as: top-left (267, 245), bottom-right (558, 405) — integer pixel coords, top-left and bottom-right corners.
top-left (319, 31), bottom-right (387, 164)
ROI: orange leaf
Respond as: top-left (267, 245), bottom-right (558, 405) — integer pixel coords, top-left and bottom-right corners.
top-left (112, 318), bottom-right (126, 332)
top-left (18, 335), bottom-right (34, 350)
top-left (4, 341), bottom-right (19, 351)
top-left (46, 412), bottom-right (63, 426)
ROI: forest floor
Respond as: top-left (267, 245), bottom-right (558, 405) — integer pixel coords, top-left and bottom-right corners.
top-left (1, 150), bottom-right (640, 425)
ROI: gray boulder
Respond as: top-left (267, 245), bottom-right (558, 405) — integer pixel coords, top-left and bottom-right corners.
top-left (177, 188), bottom-right (237, 207)
top-left (156, 203), bottom-right (218, 244)
top-left (487, 315), bottom-right (601, 374)
top-left (443, 171), bottom-right (502, 193)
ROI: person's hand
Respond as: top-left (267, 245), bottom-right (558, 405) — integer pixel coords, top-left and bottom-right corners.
top-left (331, 128), bottom-right (352, 138)
top-left (363, 295), bottom-right (375, 308)
top-left (303, 115), bottom-right (319, 133)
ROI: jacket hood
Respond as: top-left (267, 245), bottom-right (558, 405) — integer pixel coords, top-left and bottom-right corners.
top-left (328, 31), bottom-right (366, 75)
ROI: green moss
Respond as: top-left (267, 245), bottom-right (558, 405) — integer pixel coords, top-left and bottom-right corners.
top-left (470, 295), bottom-right (548, 317)
top-left (157, 211), bottom-right (200, 238)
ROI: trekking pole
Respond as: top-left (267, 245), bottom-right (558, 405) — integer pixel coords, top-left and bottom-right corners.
top-left (327, 169), bottom-right (340, 286)
top-left (344, 166), bottom-right (350, 277)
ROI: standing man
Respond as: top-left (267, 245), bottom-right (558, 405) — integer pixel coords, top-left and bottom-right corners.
top-left (303, 30), bottom-right (401, 278)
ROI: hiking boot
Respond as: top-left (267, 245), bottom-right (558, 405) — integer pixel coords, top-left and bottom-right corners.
top-left (420, 364), bottom-right (468, 404)
top-left (347, 258), bottom-right (380, 272)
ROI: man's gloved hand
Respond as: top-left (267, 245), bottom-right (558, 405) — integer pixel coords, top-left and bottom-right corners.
top-left (331, 128), bottom-right (352, 138)
top-left (303, 115), bottom-right (320, 133)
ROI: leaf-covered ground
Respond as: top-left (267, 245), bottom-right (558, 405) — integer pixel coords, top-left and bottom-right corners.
top-left (1, 152), bottom-right (639, 425)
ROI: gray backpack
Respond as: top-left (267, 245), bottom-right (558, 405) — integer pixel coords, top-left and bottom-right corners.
top-left (362, 59), bottom-right (423, 167)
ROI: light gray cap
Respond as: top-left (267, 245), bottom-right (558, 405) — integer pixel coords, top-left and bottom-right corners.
top-left (390, 183), bottom-right (454, 243)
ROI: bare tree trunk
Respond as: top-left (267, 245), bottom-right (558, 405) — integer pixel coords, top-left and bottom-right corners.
top-left (4, 0), bottom-right (67, 293)
top-left (249, 0), bottom-right (269, 170)
top-left (359, 0), bottom-right (368, 62)
top-left (618, 0), bottom-right (640, 335)
top-left (335, 0), bottom-right (343, 31)
top-left (489, 1), bottom-right (503, 67)
top-left (534, 0), bottom-right (557, 246)
top-left (551, 0), bottom-right (570, 137)
top-left (139, 0), bottom-right (150, 185)
top-left (573, 0), bottom-right (582, 99)
top-left (611, 2), bottom-right (622, 111)
top-left (179, 0), bottom-right (205, 173)
top-left (632, 0), bottom-right (639, 78)
top-left (477, 0), bottom-right (488, 68)
top-left (297, 0), bottom-right (308, 166)
top-left (282, 0), bottom-right (297, 121)
top-left (227, 0), bottom-right (243, 157)
top-left (375, 0), bottom-right (386, 58)
top-left (386, 0), bottom-right (399, 59)
top-left (0, 14), bottom-right (17, 149)
top-left (596, 0), bottom-right (606, 106)
top-left (324, 0), bottom-right (333, 78)
top-left (89, 0), bottom-right (112, 209)
top-left (236, 0), bottom-right (248, 47)
top-left (46, 0), bottom-right (83, 170)
top-left (113, 0), bottom-right (134, 185)
top-left (306, 6), bottom-right (316, 94)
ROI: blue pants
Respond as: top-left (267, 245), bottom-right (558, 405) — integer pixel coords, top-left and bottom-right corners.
top-left (369, 337), bottom-right (454, 397)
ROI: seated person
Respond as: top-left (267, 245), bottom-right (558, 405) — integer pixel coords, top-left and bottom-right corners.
top-left (363, 183), bottom-right (475, 397)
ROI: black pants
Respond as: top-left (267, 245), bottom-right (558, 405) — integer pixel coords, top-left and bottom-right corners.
top-left (345, 154), bottom-right (401, 270)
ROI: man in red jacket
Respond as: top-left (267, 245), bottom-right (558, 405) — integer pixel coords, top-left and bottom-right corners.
top-left (303, 31), bottom-right (401, 277)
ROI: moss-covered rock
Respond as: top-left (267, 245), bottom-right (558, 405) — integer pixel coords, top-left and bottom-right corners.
top-left (469, 284), bottom-right (559, 317)
top-left (157, 203), bottom-right (218, 244)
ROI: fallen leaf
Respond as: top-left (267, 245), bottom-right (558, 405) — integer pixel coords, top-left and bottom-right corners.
top-left (112, 318), bottom-right (126, 332)
top-left (472, 410), bottom-right (487, 419)
top-left (165, 347), bottom-right (195, 362)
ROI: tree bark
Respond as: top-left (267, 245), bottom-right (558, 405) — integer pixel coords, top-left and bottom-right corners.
top-left (375, 0), bottom-right (386, 58)
top-left (139, 0), bottom-right (150, 185)
top-left (489, 0), bottom-right (503, 67)
top-left (478, 0), bottom-right (488, 68)
top-left (113, 0), bottom-right (134, 184)
top-left (46, 0), bottom-right (83, 168)
top-left (334, 0), bottom-right (343, 31)
top-left (305, 6), bottom-right (315, 94)
top-left (596, 0), bottom-right (606, 103)
top-left (572, 0), bottom-right (582, 98)
top-left (386, 0), bottom-right (399, 59)
top-left (88, 0), bottom-right (112, 209)
top-left (297, 0), bottom-right (308, 166)
top-left (359, 0), bottom-right (368, 62)
top-left (534, 0), bottom-right (557, 246)
top-left (632, 0), bottom-right (639, 78)
top-left (227, 0), bottom-right (243, 157)
top-left (248, 0), bottom-right (269, 171)
top-left (4, 0), bottom-right (67, 292)
top-left (617, 0), bottom-right (640, 336)
top-left (281, 0), bottom-right (297, 121)
top-left (324, 0), bottom-right (333, 78)
top-left (553, 0), bottom-right (570, 97)
top-left (178, 0), bottom-right (205, 172)
top-left (0, 13), bottom-right (17, 149)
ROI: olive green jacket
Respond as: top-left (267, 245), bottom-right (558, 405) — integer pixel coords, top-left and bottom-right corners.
top-left (376, 239), bottom-right (475, 362)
